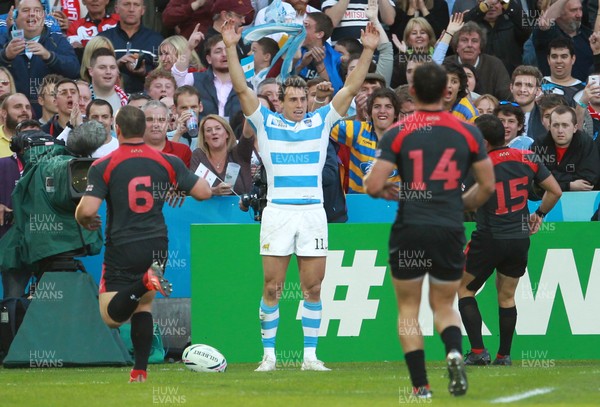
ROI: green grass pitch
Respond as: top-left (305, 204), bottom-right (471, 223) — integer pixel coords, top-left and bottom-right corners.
top-left (1, 360), bottom-right (598, 406)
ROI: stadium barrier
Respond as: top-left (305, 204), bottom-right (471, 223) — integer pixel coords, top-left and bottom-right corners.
top-left (191, 222), bottom-right (600, 362)
top-left (71, 190), bottom-right (600, 298)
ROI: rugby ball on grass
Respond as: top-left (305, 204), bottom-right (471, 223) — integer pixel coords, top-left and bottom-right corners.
top-left (182, 344), bottom-right (227, 372)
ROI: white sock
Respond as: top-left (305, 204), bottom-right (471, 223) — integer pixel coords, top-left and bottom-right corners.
top-left (304, 347), bottom-right (316, 362)
top-left (264, 347), bottom-right (276, 360)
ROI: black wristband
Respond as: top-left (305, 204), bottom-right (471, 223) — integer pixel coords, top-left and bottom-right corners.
top-left (535, 208), bottom-right (546, 218)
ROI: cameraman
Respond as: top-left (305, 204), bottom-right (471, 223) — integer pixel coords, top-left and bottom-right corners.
top-left (0, 122), bottom-right (105, 298)
top-left (0, 120), bottom-right (42, 296)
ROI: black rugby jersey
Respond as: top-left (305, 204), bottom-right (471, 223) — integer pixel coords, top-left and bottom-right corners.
top-left (85, 142), bottom-right (198, 245)
top-left (378, 111), bottom-right (488, 228)
top-left (475, 147), bottom-right (551, 238)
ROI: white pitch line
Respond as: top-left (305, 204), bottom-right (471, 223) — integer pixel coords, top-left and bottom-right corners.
top-left (490, 387), bottom-right (554, 403)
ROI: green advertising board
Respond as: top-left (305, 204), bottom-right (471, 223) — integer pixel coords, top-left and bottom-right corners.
top-left (191, 223), bottom-right (600, 363)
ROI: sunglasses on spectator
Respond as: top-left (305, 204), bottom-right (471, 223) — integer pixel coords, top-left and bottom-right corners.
top-left (499, 101), bottom-right (520, 107)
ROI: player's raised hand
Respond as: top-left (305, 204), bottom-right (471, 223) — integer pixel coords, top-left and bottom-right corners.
top-left (361, 22), bottom-right (380, 51)
top-left (221, 19), bottom-right (241, 47)
top-left (315, 81), bottom-right (334, 99)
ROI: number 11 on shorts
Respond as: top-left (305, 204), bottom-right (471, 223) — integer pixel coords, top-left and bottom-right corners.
top-left (315, 238), bottom-right (327, 250)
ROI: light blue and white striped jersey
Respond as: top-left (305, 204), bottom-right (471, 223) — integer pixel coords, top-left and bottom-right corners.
top-left (246, 104), bottom-right (342, 205)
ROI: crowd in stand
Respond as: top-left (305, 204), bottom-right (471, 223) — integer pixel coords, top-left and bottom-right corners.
top-left (2, 0), bottom-right (600, 237)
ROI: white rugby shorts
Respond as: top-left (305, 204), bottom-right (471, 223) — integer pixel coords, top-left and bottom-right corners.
top-left (259, 203), bottom-right (328, 256)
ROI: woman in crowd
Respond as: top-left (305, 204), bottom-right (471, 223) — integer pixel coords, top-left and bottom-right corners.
top-left (474, 94), bottom-right (499, 116)
top-left (391, 0), bottom-right (449, 40)
top-left (0, 67), bottom-right (16, 96)
top-left (190, 114), bottom-right (254, 196)
top-left (157, 35), bottom-right (203, 73)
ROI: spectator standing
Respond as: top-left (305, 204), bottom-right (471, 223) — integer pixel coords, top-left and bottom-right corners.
top-left (99, 0), bottom-right (164, 93)
top-left (67, 0), bottom-right (119, 51)
top-left (464, 0), bottom-right (531, 75)
top-left (162, 0), bottom-right (215, 39)
top-left (87, 48), bottom-right (128, 114)
top-left (323, 0), bottom-right (396, 43)
top-left (142, 100), bottom-right (192, 167)
top-left (532, 105), bottom-right (600, 191)
top-left (0, 0), bottom-right (80, 119)
top-left (532, 0), bottom-right (593, 81)
top-left (444, 22), bottom-right (512, 100)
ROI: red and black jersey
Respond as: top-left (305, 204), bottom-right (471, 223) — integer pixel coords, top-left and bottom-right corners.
top-left (377, 110), bottom-right (488, 228)
top-left (475, 147), bottom-right (551, 239)
top-left (85, 142), bottom-right (198, 246)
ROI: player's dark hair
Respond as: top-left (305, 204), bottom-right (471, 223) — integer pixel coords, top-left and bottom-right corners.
top-left (86, 98), bottom-right (113, 118)
top-left (549, 105), bottom-right (577, 125)
top-left (367, 88), bottom-right (401, 119)
top-left (475, 114), bottom-right (505, 148)
top-left (115, 105), bottom-right (146, 138)
top-left (412, 63), bottom-right (447, 104)
top-left (278, 76), bottom-right (307, 102)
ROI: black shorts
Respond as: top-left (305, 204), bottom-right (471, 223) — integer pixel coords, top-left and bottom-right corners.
top-left (389, 224), bottom-right (465, 281)
top-left (99, 237), bottom-right (168, 293)
top-left (464, 231), bottom-right (530, 292)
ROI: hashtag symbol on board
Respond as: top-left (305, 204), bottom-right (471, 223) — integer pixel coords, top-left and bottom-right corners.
top-left (296, 250), bottom-right (386, 336)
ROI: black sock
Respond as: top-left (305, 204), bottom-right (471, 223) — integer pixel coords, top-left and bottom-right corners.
top-left (106, 280), bottom-right (148, 323)
top-left (131, 311), bottom-right (154, 371)
top-left (440, 326), bottom-right (462, 355)
top-left (404, 350), bottom-right (428, 388)
top-left (458, 296), bottom-right (484, 349)
top-left (498, 306), bottom-right (517, 356)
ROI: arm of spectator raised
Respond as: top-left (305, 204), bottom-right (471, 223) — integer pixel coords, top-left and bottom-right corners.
top-left (378, 0), bottom-right (396, 26)
top-left (222, 19), bottom-right (259, 116)
top-left (332, 23), bottom-right (379, 117)
top-left (323, 0), bottom-right (351, 28)
top-left (538, 0), bottom-right (568, 30)
top-left (432, 13), bottom-right (464, 65)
